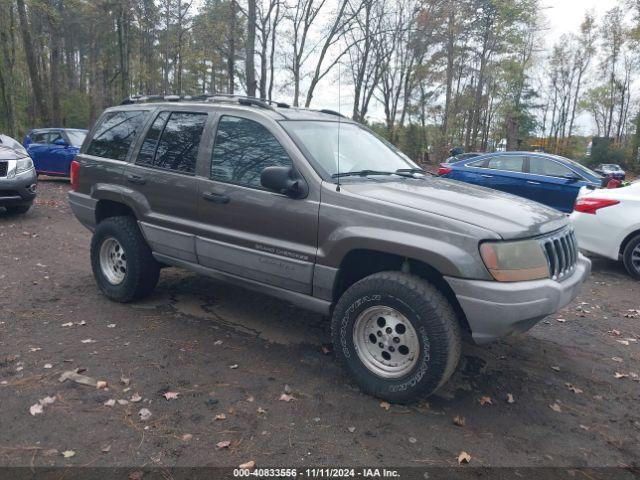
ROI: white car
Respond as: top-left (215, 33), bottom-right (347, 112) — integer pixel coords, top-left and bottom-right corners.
top-left (570, 182), bottom-right (640, 279)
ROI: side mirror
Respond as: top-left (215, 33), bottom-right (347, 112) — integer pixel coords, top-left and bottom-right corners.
top-left (261, 166), bottom-right (308, 198)
top-left (54, 138), bottom-right (68, 147)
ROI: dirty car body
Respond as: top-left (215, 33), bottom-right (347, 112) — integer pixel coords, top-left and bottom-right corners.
top-left (68, 97), bottom-right (591, 402)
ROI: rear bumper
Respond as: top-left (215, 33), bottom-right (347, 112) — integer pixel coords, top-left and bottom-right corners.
top-left (445, 254), bottom-right (591, 344)
top-left (68, 191), bottom-right (97, 230)
top-left (0, 169), bottom-right (37, 206)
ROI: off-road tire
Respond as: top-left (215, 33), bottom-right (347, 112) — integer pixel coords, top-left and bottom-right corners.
top-left (90, 216), bottom-right (160, 302)
top-left (622, 234), bottom-right (640, 280)
top-left (6, 205), bottom-right (31, 215)
top-left (331, 271), bottom-right (461, 403)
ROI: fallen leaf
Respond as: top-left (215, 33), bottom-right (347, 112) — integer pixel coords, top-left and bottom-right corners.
top-left (117, 399), bottom-right (129, 406)
top-left (163, 391), bottom-right (179, 400)
top-left (556, 318), bottom-right (566, 323)
top-left (215, 413), bottom-right (227, 421)
top-left (279, 393), bottom-right (295, 402)
top-left (181, 433), bottom-right (193, 442)
top-left (107, 324), bottom-right (116, 328)
top-left (104, 399), bottom-right (116, 407)
top-left (408, 437), bottom-right (417, 444)
top-left (239, 460), bottom-right (256, 471)
top-left (76, 321), bottom-right (86, 326)
top-left (549, 402), bottom-right (562, 412)
top-left (43, 363), bottom-right (52, 369)
top-left (257, 407), bottom-right (267, 415)
top-left (283, 384), bottom-right (292, 394)
top-left (246, 395), bottom-right (255, 402)
top-left (614, 372), bottom-right (628, 379)
top-left (617, 340), bottom-right (630, 346)
top-left (61, 322), bottom-right (73, 327)
top-left (120, 377), bottom-right (130, 386)
top-left (80, 339), bottom-right (96, 344)
top-left (457, 451), bottom-right (471, 464)
top-left (29, 347), bottom-right (42, 352)
top-left (39, 396), bottom-right (56, 406)
top-left (379, 401), bottom-right (391, 411)
top-left (101, 444), bottom-right (111, 453)
top-left (478, 396), bottom-right (492, 406)
top-left (96, 381), bottom-right (108, 390)
top-left (138, 408), bottom-right (152, 421)
top-left (453, 415), bottom-right (466, 427)
top-left (216, 440), bottom-right (231, 450)
top-left (551, 366), bottom-right (561, 372)
top-left (229, 364), bottom-right (238, 369)
top-left (506, 393), bottom-right (515, 404)
top-left (130, 393), bottom-right (142, 403)
top-left (62, 450), bottom-right (76, 458)
top-left (565, 383), bottom-right (583, 394)
top-left (347, 426), bottom-right (356, 433)
top-left (29, 403), bottom-right (43, 416)
top-left (214, 340), bottom-right (223, 346)
top-left (611, 357), bottom-right (623, 363)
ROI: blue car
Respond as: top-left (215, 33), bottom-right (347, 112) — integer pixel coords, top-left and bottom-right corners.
top-left (438, 152), bottom-right (604, 213)
top-left (23, 128), bottom-right (88, 177)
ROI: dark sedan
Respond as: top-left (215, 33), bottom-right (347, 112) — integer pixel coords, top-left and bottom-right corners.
top-left (594, 164), bottom-right (625, 180)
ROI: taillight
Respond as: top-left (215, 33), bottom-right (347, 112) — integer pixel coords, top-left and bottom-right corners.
top-left (574, 197), bottom-right (620, 214)
top-left (70, 160), bottom-right (80, 191)
top-left (437, 164), bottom-right (453, 176)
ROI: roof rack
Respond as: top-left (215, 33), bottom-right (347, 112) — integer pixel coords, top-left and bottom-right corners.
top-left (121, 94), bottom-right (290, 111)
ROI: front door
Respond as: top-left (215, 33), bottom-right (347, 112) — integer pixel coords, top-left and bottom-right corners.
top-left (526, 156), bottom-right (585, 212)
top-left (195, 113), bottom-right (320, 294)
top-left (126, 109), bottom-right (209, 263)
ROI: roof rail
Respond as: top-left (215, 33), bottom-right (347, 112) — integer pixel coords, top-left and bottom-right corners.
top-left (318, 109), bottom-right (345, 118)
top-left (120, 93), bottom-right (291, 112)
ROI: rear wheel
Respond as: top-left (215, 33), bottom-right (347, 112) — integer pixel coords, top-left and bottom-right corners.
top-left (6, 205), bottom-right (31, 215)
top-left (622, 234), bottom-right (640, 280)
top-left (331, 271), bottom-right (461, 403)
top-left (91, 216), bottom-right (160, 302)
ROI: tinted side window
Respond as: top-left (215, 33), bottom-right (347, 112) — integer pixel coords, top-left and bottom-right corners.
top-left (31, 133), bottom-right (47, 144)
top-left (486, 156), bottom-right (524, 172)
top-left (47, 132), bottom-right (64, 143)
top-left (86, 110), bottom-right (149, 161)
top-left (467, 158), bottom-right (488, 168)
top-left (211, 116), bottom-right (292, 188)
top-left (149, 112), bottom-right (207, 174)
top-left (529, 158), bottom-right (573, 178)
top-left (137, 112), bottom-right (170, 166)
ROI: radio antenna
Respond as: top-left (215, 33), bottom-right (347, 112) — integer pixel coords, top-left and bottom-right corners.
top-left (336, 59), bottom-right (342, 192)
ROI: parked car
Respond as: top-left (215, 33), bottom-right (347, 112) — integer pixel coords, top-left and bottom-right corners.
top-left (68, 96), bottom-right (590, 403)
top-left (444, 152), bottom-right (482, 164)
top-left (23, 128), bottom-right (88, 177)
top-left (0, 134), bottom-right (37, 214)
top-left (570, 182), bottom-right (640, 279)
top-left (594, 163), bottom-right (625, 180)
top-left (438, 152), bottom-right (604, 213)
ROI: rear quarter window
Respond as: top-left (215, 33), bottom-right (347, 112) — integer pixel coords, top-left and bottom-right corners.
top-left (86, 110), bottom-right (149, 161)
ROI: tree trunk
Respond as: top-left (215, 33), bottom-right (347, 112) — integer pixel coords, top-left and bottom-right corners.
top-left (246, 0), bottom-right (257, 96)
top-left (228, 0), bottom-right (236, 94)
top-left (16, 0), bottom-right (49, 124)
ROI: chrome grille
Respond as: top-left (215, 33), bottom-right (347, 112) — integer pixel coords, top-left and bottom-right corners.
top-left (0, 162), bottom-right (7, 177)
top-left (540, 228), bottom-right (578, 280)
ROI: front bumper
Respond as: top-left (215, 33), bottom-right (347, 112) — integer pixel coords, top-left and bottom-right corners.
top-left (445, 254), bottom-right (591, 344)
top-left (0, 169), bottom-right (37, 207)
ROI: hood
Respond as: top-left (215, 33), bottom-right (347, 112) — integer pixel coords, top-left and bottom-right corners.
top-left (341, 177), bottom-right (567, 240)
top-left (0, 145), bottom-right (28, 161)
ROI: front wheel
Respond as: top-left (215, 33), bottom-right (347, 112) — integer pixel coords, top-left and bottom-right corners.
top-left (622, 234), bottom-right (640, 280)
top-left (90, 216), bottom-right (160, 302)
top-left (331, 271), bottom-right (461, 403)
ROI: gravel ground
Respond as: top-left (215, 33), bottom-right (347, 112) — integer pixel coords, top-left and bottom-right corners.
top-left (0, 179), bottom-right (639, 476)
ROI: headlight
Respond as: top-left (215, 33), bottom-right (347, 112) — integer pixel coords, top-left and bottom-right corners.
top-left (15, 157), bottom-right (34, 174)
top-left (479, 239), bottom-right (549, 282)
top-left (6, 157), bottom-right (34, 178)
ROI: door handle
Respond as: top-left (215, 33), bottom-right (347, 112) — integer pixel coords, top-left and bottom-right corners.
top-left (480, 174), bottom-right (493, 178)
top-left (202, 191), bottom-right (230, 204)
top-left (526, 180), bottom-right (541, 185)
top-left (126, 174), bottom-right (146, 185)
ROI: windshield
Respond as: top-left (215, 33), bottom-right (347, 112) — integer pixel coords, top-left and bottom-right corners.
top-left (282, 121), bottom-right (418, 178)
top-left (559, 156), bottom-right (601, 178)
top-left (66, 130), bottom-right (87, 146)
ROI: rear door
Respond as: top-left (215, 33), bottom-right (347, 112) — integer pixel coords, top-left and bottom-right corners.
top-left (467, 155), bottom-right (527, 195)
top-left (126, 109), bottom-right (210, 263)
top-left (526, 156), bottom-right (586, 212)
top-left (26, 132), bottom-right (49, 173)
top-left (194, 112), bottom-right (320, 294)
top-left (44, 130), bottom-right (70, 175)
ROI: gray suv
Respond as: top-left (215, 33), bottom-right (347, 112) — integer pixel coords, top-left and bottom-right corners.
top-left (68, 96), bottom-right (591, 402)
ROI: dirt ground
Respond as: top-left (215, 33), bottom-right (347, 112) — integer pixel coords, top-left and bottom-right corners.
top-left (1, 179), bottom-right (639, 474)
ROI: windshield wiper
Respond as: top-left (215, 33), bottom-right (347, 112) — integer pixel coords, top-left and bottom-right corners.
top-left (394, 168), bottom-right (436, 177)
top-left (332, 170), bottom-right (396, 179)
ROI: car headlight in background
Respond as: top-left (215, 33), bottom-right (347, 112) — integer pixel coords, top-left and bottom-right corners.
top-left (480, 239), bottom-right (549, 282)
top-left (6, 157), bottom-right (34, 178)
